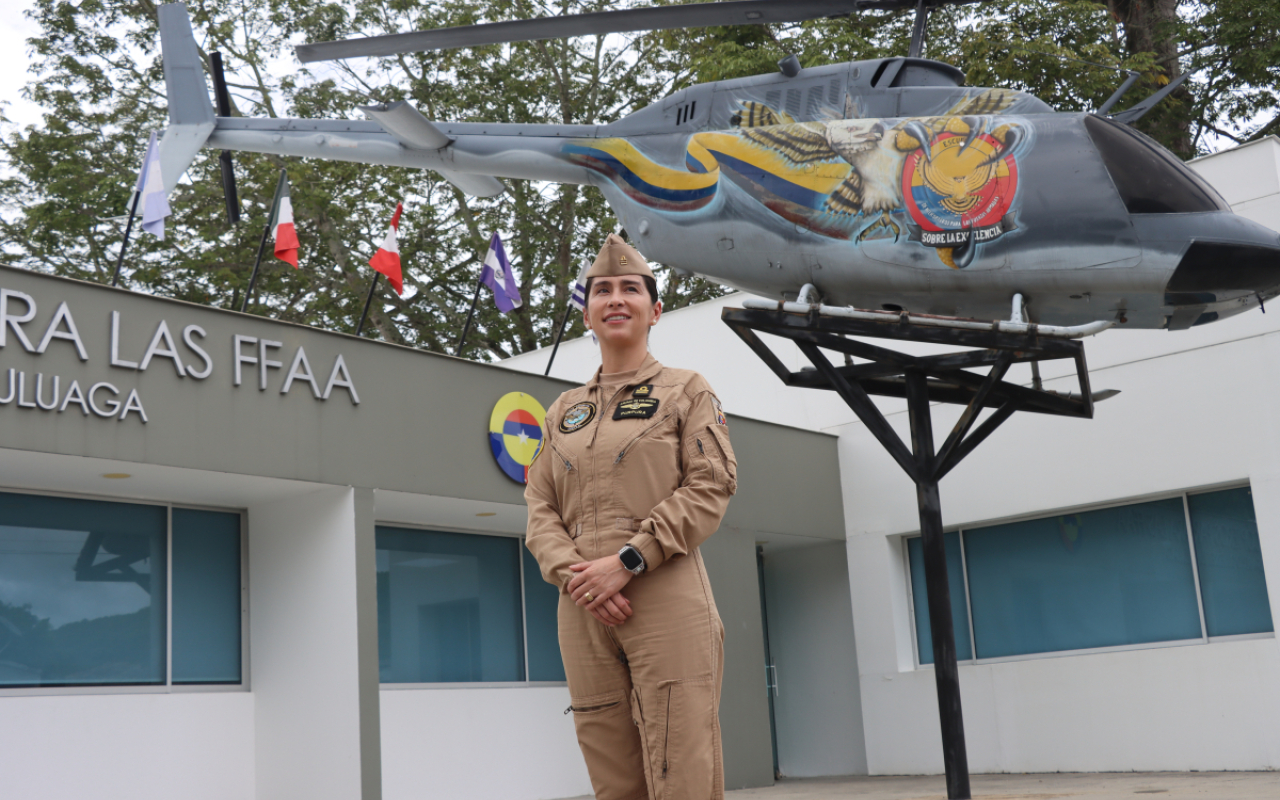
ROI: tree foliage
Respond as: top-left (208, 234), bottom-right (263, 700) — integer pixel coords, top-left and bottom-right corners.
top-left (2, 0), bottom-right (1277, 357)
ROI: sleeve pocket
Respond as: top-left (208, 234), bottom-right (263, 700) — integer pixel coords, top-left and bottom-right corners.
top-left (706, 424), bottom-right (738, 495)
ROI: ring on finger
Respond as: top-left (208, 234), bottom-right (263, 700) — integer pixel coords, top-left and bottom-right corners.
top-left (584, 592), bottom-right (594, 603)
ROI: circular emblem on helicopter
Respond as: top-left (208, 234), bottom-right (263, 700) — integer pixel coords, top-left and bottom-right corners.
top-left (488, 392), bottom-right (547, 484)
top-left (901, 130), bottom-right (1019, 257)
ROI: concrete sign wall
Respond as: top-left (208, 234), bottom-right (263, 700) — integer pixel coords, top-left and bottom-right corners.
top-left (0, 265), bottom-right (842, 540)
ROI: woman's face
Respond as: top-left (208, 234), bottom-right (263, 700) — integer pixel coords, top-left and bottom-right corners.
top-left (585, 275), bottom-right (662, 348)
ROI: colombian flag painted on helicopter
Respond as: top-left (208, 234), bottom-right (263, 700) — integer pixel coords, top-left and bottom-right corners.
top-left (692, 131), bottom-right (851, 213)
top-left (563, 138), bottom-right (719, 210)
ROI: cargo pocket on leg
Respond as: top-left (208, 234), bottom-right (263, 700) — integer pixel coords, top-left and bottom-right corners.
top-left (571, 690), bottom-right (646, 800)
top-left (656, 677), bottom-right (717, 800)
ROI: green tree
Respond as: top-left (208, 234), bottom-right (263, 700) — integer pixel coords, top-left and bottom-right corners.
top-left (0, 0), bottom-right (722, 361)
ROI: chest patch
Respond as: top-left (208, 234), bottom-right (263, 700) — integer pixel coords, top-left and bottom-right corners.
top-left (614, 397), bottom-right (660, 420)
top-left (559, 401), bottom-right (596, 433)
top-left (632, 384), bottom-right (653, 397)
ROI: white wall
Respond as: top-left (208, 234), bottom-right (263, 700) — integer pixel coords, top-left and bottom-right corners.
top-left (763, 541), bottom-right (868, 778)
top-left (0, 692), bottom-right (254, 800)
top-left (380, 687), bottom-right (590, 800)
top-left (249, 486), bottom-right (383, 799)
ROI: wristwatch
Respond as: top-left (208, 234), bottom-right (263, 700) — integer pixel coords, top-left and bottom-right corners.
top-left (618, 544), bottom-right (646, 575)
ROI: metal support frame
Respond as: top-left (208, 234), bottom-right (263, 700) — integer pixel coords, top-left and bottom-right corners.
top-left (722, 304), bottom-right (1100, 800)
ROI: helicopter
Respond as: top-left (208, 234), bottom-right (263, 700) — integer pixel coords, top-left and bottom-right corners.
top-left (152, 0), bottom-right (1280, 332)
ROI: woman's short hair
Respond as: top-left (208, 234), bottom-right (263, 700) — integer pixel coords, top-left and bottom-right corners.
top-left (585, 275), bottom-right (660, 304)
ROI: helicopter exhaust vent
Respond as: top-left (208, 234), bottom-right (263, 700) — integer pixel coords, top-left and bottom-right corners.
top-left (786, 89), bottom-right (802, 117)
top-left (828, 78), bottom-right (841, 105)
top-left (806, 86), bottom-right (823, 117)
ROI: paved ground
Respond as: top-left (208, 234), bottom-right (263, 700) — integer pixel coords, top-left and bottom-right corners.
top-left (563, 771), bottom-right (1279, 800)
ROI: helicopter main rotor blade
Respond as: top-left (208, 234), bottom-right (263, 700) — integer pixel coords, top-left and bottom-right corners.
top-left (296, 0), bottom-right (864, 63)
top-left (854, 0), bottom-right (983, 9)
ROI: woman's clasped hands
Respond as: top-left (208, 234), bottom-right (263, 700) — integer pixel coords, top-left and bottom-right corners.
top-left (568, 554), bottom-right (634, 627)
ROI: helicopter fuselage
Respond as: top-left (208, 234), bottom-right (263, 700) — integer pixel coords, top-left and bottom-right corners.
top-left (158, 4), bottom-right (1280, 331)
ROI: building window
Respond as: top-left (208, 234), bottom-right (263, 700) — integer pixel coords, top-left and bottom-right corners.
top-left (0, 491), bottom-right (243, 688)
top-left (908, 486), bottom-right (1273, 665)
top-left (376, 526), bottom-right (565, 684)
top-left (172, 508), bottom-right (243, 684)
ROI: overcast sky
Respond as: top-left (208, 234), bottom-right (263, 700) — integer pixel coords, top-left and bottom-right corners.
top-left (0, 1), bottom-right (41, 130)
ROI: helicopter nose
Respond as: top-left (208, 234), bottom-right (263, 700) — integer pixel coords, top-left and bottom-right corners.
top-left (1165, 238), bottom-right (1280, 297)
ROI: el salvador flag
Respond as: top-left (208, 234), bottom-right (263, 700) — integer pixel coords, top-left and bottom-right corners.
top-left (480, 233), bottom-right (522, 313)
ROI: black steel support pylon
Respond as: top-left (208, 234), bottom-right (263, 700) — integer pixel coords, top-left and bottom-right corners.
top-left (723, 304), bottom-right (1101, 800)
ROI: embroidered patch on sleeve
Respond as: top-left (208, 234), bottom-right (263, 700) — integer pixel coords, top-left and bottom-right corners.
top-left (713, 396), bottom-right (727, 426)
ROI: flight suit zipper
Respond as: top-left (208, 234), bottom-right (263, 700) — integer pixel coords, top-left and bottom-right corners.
top-left (549, 439), bottom-right (576, 472)
top-left (564, 700), bottom-right (620, 714)
top-left (662, 687), bottom-right (673, 778)
top-left (696, 437), bottom-right (717, 484)
top-left (614, 405), bottom-right (678, 464)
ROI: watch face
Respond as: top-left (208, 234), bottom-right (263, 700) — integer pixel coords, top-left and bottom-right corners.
top-left (620, 547), bottom-right (643, 571)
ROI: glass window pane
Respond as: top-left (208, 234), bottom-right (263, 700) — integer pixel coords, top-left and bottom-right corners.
top-left (1188, 488), bottom-right (1274, 637)
top-left (965, 498), bottom-right (1201, 659)
top-left (172, 509), bottom-right (242, 683)
top-left (523, 546), bottom-right (565, 682)
top-left (376, 527), bottom-right (524, 683)
top-left (0, 492), bottom-right (166, 687)
top-left (907, 531), bottom-right (972, 664)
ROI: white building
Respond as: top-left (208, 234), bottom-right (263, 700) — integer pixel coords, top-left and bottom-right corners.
top-left (0, 136), bottom-right (1276, 800)
top-left (505, 136), bottom-right (1280, 779)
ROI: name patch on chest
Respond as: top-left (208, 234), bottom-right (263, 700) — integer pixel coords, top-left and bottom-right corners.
top-left (613, 397), bottom-right (660, 420)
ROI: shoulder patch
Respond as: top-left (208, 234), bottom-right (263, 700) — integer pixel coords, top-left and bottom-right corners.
top-left (560, 401), bottom-right (596, 433)
top-left (713, 396), bottom-right (727, 426)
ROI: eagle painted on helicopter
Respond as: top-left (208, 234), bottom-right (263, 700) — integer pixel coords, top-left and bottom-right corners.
top-left (150, 1), bottom-right (1280, 332)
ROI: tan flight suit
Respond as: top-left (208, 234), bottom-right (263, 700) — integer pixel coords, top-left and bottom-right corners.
top-left (525, 353), bottom-right (737, 800)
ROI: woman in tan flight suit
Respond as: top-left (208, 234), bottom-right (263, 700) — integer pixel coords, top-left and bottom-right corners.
top-left (525, 233), bottom-right (737, 800)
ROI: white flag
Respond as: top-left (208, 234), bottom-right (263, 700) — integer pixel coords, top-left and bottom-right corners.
top-left (134, 131), bottom-right (171, 240)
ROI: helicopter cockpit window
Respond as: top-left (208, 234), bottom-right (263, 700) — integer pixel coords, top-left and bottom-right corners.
top-left (1084, 115), bottom-right (1230, 214)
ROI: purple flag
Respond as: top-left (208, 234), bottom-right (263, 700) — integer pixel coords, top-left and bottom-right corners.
top-left (480, 233), bottom-right (522, 313)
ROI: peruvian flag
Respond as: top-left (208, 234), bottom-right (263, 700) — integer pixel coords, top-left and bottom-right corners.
top-left (369, 202), bottom-right (404, 296)
top-left (273, 175), bottom-right (299, 268)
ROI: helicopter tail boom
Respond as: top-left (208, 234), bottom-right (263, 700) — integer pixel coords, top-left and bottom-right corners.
top-left (156, 3), bottom-right (216, 195)
top-left (359, 102), bottom-right (505, 197)
top-left (204, 118), bottom-right (594, 189)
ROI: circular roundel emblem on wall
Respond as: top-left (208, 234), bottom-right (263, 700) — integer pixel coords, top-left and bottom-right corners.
top-left (488, 392), bottom-right (547, 484)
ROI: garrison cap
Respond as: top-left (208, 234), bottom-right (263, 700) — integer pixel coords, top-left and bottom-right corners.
top-left (586, 233), bottom-right (654, 279)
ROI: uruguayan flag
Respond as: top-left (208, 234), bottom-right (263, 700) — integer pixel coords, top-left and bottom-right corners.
top-left (569, 260), bottom-right (589, 311)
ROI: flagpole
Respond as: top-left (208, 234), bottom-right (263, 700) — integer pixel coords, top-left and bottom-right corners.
top-left (544, 304), bottom-right (576, 376)
top-left (455, 277), bottom-right (484, 357)
top-left (241, 169), bottom-right (289, 314)
top-left (110, 190), bottom-right (141, 287)
top-left (355, 273), bottom-right (381, 336)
